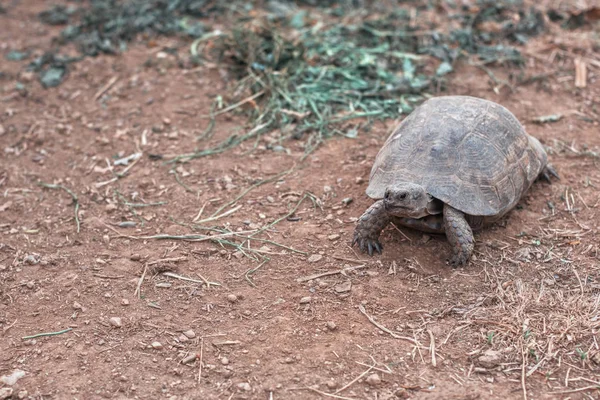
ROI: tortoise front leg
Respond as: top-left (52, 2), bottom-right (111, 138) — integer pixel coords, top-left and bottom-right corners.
top-left (443, 204), bottom-right (474, 266)
top-left (352, 200), bottom-right (390, 255)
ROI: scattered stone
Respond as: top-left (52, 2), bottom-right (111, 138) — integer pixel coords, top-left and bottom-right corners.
top-left (182, 330), bottom-right (196, 339)
top-left (121, 299), bottom-right (130, 306)
top-left (323, 185), bottom-right (332, 193)
top-left (266, 196), bottom-right (275, 203)
top-left (326, 321), bottom-right (337, 331)
top-left (179, 335), bottom-right (189, 343)
top-left (118, 221), bottom-right (137, 228)
top-left (0, 369), bottom-right (25, 385)
top-left (17, 390), bottom-right (28, 399)
top-left (326, 381), bottom-right (337, 390)
top-left (0, 388), bottom-right (13, 400)
top-left (307, 254), bottom-right (323, 263)
top-left (341, 197), bottom-right (353, 206)
top-left (227, 294), bottom-right (238, 303)
top-left (237, 382), bottom-right (251, 392)
top-left (299, 296), bottom-right (312, 304)
top-left (182, 354), bottom-right (197, 364)
top-left (24, 254), bottom-right (38, 265)
top-left (73, 302), bottom-right (84, 310)
top-left (151, 341), bottom-right (163, 350)
top-left (355, 177), bottom-right (365, 184)
top-left (130, 254), bottom-right (141, 261)
top-left (366, 373), bottom-right (381, 386)
top-left (220, 357), bottom-right (229, 365)
top-left (478, 350), bottom-right (503, 368)
top-left (109, 317), bottom-right (122, 328)
top-left (328, 234), bottom-right (341, 241)
top-left (284, 357), bottom-right (294, 364)
top-left (334, 281), bottom-right (352, 293)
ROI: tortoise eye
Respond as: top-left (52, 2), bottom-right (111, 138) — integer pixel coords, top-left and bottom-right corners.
top-left (399, 193), bottom-right (407, 200)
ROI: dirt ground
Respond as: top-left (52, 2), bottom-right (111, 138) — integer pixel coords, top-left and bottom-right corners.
top-left (1, 1), bottom-right (600, 400)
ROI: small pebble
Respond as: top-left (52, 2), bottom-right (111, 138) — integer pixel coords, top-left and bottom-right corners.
top-left (237, 382), bottom-right (251, 392)
top-left (220, 357), bottom-right (229, 365)
top-left (326, 321), bottom-right (337, 331)
top-left (182, 354), bottom-right (197, 364)
top-left (227, 294), bottom-right (238, 303)
top-left (17, 390), bottom-right (28, 399)
top-left (266, 196), bottom-right (275, 203)
top-left (0, 369), bottom-right (25, 386)
top-left (151, 341), bottom-right (163, 350)
top-left (299, 296), bottom-right (312, 304)
top-left (109, 317), bottom-right (122, 328)
top-left (121, 299), bottom-right (130, 306)
top-left (284, 357), bottom-right (294, 364)
top-left (24, 254), bottom-right (38, 265)
top-left (334, 281), bottom-right (352, 293)
top-left (326, 381), bottom-right (337, 389)
top-left (182, 330), bottom-right (196, 339)
top-left (0, 388), bottom-right (13, 400)
top-left (366, 373), bottom-right (381, 386)
top-left (130, 254), bottom-right (141, 261)
top-left (328, 234), bottom-right (341, 241)
top-left (341, 197), bottom-right (353, 206)
top-left (307, 254), bottom-right (323, 263)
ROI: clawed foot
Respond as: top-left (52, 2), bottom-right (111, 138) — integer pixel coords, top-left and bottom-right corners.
top-left (352, 230), bottom-right (383, 256)
top-left (540, 164), bottom-right (559, 183)
top-left (448, 253), bottom-right (469, 267)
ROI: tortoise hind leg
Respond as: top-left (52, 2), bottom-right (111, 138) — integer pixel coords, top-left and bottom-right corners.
top-left (352, 200), bottom-right (390, 256)
top-left (539, 163), bottom-right (559, 183)
top-left (443, 204), bottom-right (474, 267)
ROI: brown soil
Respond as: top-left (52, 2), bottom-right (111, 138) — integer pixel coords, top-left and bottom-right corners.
top-left (1, 2), bottom-right (599, 400)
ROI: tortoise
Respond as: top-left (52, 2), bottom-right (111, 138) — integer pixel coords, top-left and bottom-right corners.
top-left (352, 95), bottom-right (558, 266)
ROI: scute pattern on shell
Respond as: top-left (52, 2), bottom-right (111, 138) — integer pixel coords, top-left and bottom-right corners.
top-left (366, 96), bottom-right (547, 217)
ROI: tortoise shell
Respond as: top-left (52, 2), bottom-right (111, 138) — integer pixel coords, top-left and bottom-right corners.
top-left (366, 95), bottom-right (547, 217)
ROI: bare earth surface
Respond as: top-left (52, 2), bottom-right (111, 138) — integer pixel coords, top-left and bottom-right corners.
top-left (1, 2), bottom-right (600, 400)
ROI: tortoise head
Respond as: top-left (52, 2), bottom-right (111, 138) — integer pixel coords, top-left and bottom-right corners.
top-left (383, 182), bottom-right (441, 218)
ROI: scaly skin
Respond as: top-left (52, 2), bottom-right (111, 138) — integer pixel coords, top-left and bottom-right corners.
top-left (443, 204), bottom-right (474, 266)
top-left (352, 200), bottom-right (390, 255)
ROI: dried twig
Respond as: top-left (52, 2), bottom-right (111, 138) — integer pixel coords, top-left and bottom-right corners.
top-left (296, 264), bottom-right (370, 283)
top-left (198, 338), bottom-right (204, 382)
top-left (94, 75), bottom-right (118, 100)
top-left (195, 204), bottom-right (242, 225)
top-left (427, 329), bottom-right (437, 367)
top-left (22, 328), bottom-right (72, 340)
top-left (335, 363), bottom-right (376, 394)
top-left (358, 304), bottom-right (419, 345)
top-left (162, 271), bottom-right (218, 286)
top-left (550, 386), bottom-right (600, 394)
top-left (134, 263), bottom-right (148, 298)
top-left (38, 182), bottom-right (80, 233)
